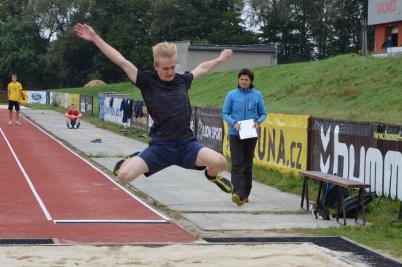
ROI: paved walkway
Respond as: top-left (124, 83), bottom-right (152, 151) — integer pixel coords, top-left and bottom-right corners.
top-left (22, 109), bottom-right (359, 231)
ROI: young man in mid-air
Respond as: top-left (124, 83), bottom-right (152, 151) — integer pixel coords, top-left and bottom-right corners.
top-left (65, 103), bottom-right (81, 129)
top-left (74, 23), bottom-right (234, 194)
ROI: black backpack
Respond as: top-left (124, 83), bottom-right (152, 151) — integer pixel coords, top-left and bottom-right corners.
top-left (316, 183), bottom-right (349, 220)
top-left (321, 183), bottom-right (349, 208)
top-left (335, 192), bottom-right (377, 218)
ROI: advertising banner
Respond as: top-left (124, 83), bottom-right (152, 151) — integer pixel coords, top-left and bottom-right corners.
top-left (98, 96), bottom-right (105, 120)
top-left (103, 96), bottom-right (130, 127)
top-left (80, 95), bottom-right (93, 114)
top-left (368, 0), bottom-right (402, 25)
top-left (223, 113), bottom-right (310, 173)
top-left (196, 107), bottom-right (223, 153)
top-left (27, 91), bottom-right (47, 104)
top-left (309, 118), bottom-right (402, 200)
top-left (69, 94), bottom-right (80, 108)
top-left (20, 91), bottom-right (28, 105)
top-left (131, 105), bottom-right (148, 131)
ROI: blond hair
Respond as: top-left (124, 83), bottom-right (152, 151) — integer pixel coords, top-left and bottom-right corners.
top-left (152, 42), bottom-right (177, 63)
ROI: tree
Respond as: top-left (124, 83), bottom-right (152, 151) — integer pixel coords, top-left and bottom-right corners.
top-left (151, 0), bottom-right (257, 44)
top-left (247, 0), bottom-right (374, 63)
top-left (0, 18), bottom-right (47, 89)
top-left (81, 0), bottom-right (154, 83)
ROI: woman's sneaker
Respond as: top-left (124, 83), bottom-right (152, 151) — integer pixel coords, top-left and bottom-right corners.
top-left (113, 151), bottom-right (141, 176)
top-left (232, 193), bottom-right (245, 206)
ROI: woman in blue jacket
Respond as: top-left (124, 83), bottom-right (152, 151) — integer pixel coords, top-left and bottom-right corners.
top-left (222, 69), bottom-right (267, 206)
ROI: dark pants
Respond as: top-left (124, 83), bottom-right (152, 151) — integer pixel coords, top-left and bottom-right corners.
top-left (229, 135), bottom-right (258, 199)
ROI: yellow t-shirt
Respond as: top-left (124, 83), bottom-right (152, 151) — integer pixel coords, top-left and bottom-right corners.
top-left (7, 82), bottom-right (23, 102)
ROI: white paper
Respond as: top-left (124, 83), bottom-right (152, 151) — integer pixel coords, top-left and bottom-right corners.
top-left (238, 119), bottom-right (258, 140)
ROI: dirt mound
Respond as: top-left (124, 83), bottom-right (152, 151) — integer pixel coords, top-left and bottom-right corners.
top-left (84, 80), bottom-right (106, 87)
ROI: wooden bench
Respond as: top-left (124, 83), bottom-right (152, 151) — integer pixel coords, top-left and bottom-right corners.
top-left (298, 171), bottom-right (371, 225)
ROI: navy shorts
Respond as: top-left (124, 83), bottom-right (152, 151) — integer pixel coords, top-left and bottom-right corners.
top-left (139, 137), bottom-right (206, 176)
top-left (8, 101), bottom-right (20, 111)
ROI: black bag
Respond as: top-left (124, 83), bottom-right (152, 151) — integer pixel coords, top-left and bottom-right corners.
top-left (335, 192), bottom-right (377, 218)
top-left (316, 183), bottom-right (349, 220)
top-left (321, 183), bottom-right (349, 208)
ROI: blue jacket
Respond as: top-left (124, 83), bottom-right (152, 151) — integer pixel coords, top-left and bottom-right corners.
top-left (222, 87), bottom-right (267, 136)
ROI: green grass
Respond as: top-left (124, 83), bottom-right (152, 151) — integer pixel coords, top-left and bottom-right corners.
top-left (298, 197), bottom-right (402, 260)
top-left (51, 53), bottom-right (402, 125)
top-left (252, 166), bottom-right (402, 260)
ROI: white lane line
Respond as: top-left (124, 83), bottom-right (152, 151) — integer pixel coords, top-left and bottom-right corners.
top-left (0, 126), bottom-right (53, 221)
top-left (21, 114), bottom-right (170, 222)
top-left (53, 219), bottom-right (168, 224)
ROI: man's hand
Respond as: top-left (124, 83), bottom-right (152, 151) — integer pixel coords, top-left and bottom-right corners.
top-left (191, 49), bottom-right (233, 79)
top-left (253, 122), bottom-right (259, 129)
top-left (74, 23), bottom-right (97, 42)
top-left (217, 49), bottom-right (233, 63)
top-left (74, 22), bottom-right (138, 84)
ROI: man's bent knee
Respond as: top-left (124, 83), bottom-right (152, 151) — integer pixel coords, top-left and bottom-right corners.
top-left (117, 157), bottom-right (148, 184)
top-left (210, 154), bottom-right (227, 171)
top-left (117, 171), bottom-right (133, 184)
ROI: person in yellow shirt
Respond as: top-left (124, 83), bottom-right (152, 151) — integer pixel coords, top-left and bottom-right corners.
top-left (7, 74), bottom-right (23, 125)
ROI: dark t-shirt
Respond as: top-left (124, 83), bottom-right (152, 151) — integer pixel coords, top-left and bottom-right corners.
top-left (133, 70), bottom-right (194, 141)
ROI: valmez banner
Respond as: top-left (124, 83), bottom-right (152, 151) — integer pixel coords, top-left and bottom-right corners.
top-left (224, 113), bottom-right (309, 173)
top-left (27, 91), bottom-right (47, 104)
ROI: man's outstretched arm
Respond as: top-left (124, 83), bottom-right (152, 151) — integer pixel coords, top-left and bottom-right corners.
top-left (191, 49), bottom-right (233, 80)
top-left (74, 23), bottom-right (138, 84)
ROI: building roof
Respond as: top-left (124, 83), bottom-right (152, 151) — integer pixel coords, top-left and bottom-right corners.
top-left (188, 44), bottom-right (276, 53)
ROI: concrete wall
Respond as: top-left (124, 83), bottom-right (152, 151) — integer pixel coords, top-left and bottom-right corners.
top-left (175, 41), bottom-right (190, 74)
top-left (185, 50), bottom-right (275, 72)
top-left (175, 41), bottom-right (277, 73)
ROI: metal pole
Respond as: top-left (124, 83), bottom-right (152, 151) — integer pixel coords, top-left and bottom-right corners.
top-left (362, 18), bottom-right (369, 57)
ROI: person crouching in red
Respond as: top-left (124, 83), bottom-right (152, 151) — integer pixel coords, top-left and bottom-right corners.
top-left (65, 104), bottom-right (81, 129)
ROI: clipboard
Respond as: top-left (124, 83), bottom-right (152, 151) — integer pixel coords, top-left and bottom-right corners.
top-left (238, 119), bottom-right (258, 140)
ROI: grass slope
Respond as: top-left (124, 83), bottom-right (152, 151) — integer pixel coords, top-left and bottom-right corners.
top-left (52, 53), bottom-right (402, 124)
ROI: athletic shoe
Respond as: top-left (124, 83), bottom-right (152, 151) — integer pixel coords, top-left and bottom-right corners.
top-left (113, 151), bottom-right (141, 176)
top-left (15, 121), bottom-right (21, 126)
top-left (8, 121), bottom-right (12, 125)
top-left (232, 193), bottom-right (245, 206)
top-left (207, 174), bottom-right (233, 193)
top-left (243, 198), bottom-right (249, 203)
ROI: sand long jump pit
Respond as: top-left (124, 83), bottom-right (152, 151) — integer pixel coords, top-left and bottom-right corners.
top-left (1, 236), bottom-right (400, 267)
top-left (0, 243), bottom-right (362, 267)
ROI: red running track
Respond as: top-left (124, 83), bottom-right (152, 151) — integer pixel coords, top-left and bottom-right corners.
top-left (0, 110), bottom-right (196, 244)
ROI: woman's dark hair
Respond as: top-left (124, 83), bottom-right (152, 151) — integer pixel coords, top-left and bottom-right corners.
top-left (238, 68), bottom-right (254, 88)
